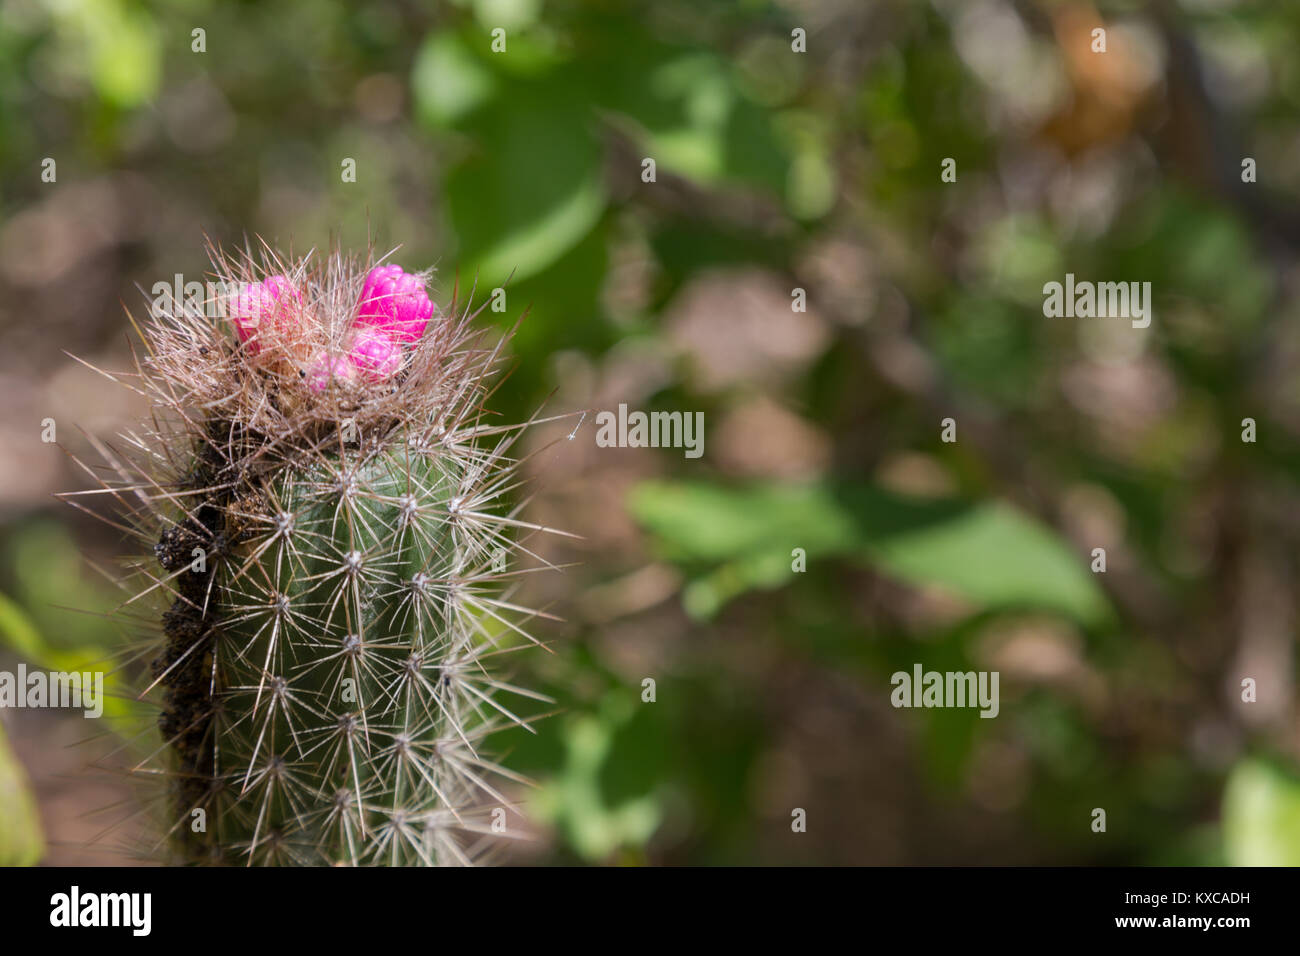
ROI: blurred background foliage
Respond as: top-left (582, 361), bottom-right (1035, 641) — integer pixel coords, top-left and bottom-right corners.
top-left (1, 0), bottom-right (1300, 865)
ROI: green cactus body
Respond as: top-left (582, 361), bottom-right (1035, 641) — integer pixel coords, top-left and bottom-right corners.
top-left (204, 441), bottom-right (463, 864)
top-left (81, 249), bottom-right (552, 866)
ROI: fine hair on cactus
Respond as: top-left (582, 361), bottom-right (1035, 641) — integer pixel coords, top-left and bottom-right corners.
top-left (68, 242), bottom-right (569, 866)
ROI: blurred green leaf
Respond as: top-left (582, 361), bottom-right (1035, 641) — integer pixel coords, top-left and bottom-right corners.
top-left (531, 692), bottom-right (662, 861)
top-left (1222, 757), bottom-right (1300, 866)
top-left (0, 523), bottom-right (140, 725)
top-left (52, 0), bottom-right (160, 108)
top-left (412, 32), bottom-right (498, 127)
top-left (7, 521), bottom-right (118, 653)
top-left (0, 720), bottom-right (43, 866)
top-left (0, 592), bottom-right (42, 661)
top-left (473, 0), bottom-right (543, 33)
top-left (597, 49), bottom-right (791, 194)
top-left (444, 77), bottom-right (606, 285)
top-left (629, 481), bottom-right (1111, 625)
top-left (0, 590), bottom-right (138, 727)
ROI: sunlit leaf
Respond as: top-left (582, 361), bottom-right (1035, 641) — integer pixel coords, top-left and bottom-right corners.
top-left (444, 79), bottom-right (606, 285)
top-left (0, 721), bottom-right (43, 866)
top-left (630, 481), bottom-right (1111, 625)
top-left (412, 32), bottom-right (497, 127)
top-left (1222, 758), bottom-right (1300, 866)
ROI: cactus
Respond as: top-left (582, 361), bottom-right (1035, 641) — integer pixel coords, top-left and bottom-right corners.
top-left (75, 246), bottom-right (559, 865)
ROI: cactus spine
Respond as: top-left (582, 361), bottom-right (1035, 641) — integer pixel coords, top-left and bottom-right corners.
top-left (80, 247), bottom-right (555, 865)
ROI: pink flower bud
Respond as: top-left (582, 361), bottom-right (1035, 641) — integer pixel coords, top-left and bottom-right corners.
top-left (355, 264), bottom-right (434, 344)
top-left (306, 353), bottom-right (357, 392)
top-left (230, 275), bottom-right (301, 355)
top-left (348, 328), bottom-right (402, 382)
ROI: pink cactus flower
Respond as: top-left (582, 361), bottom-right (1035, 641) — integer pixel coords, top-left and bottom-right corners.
top-left (348, 328), bottom-right (403, 382)
top-left (306, 353), bottom-right (357, 392)
top-left (354, 264), bottom-right (434, 344)
top-left (229, 275), bottom-right (301, 355)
